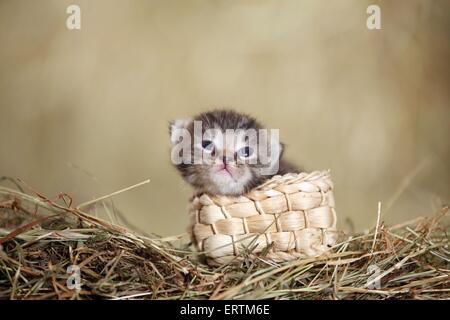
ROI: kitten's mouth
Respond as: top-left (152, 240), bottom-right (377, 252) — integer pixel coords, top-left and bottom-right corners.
top-left (214, 164), bottom-right (235, 179)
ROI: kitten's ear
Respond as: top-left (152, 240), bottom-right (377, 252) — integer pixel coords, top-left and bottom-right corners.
top-left (169, 118), bottom-right (192, 145)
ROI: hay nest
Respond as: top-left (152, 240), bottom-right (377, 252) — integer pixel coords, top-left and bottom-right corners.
top-left (189, 171), bottom-right (338, 266)
top-left (0, 180), bottom-right (449, 300)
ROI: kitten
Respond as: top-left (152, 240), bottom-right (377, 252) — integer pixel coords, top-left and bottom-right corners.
top-left (169, 109), bottom-right (299, 196)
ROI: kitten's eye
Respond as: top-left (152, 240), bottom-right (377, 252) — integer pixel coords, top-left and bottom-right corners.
top-left (201, 140), bottom-right (214, 152)
top-left (238, 146), bottom-right (253, 158)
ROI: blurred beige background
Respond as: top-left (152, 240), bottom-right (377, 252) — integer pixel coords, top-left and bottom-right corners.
top-left (0, 0), bottom-right (448, 236)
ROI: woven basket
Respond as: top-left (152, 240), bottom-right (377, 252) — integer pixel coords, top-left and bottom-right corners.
top-left (188, 170), bottom-right (338, 266)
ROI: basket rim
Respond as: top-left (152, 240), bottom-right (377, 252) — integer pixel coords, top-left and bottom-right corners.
top-left (191, 170), bottom-right (334, 206)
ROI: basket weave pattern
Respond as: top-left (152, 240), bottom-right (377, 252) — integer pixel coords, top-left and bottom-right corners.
top-left (189, 170), bottom-right (338, 265)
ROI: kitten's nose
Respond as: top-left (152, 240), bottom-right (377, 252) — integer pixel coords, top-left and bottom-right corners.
top-left (222, 155), bottom-right (233, 164)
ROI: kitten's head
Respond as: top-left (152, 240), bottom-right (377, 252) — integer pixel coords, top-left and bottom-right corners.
top-left (169, 109), bottom-right (283, 196)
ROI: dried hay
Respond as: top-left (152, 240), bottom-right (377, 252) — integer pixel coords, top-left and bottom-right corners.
top-left (0, 178), bottom-right (448, 300)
